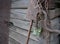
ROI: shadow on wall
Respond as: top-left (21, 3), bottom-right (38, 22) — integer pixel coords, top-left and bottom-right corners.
top-left (58, 34), bottom-right (60, 44)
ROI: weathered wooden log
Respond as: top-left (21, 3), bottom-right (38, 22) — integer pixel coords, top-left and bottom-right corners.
top-left (48, 8), bottom-right (60, 19)
top-left (11, 0), bottom-right (29, 8)
top-left (48, 0), bottom-right (55, 10)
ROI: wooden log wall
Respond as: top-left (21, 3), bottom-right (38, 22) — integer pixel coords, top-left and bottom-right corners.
top-left (9, 0), bottom-right (60, 44)
top-left (10, 0), bottom-right (31, 30)
top-left (9, 0), bottom-right (39, 44)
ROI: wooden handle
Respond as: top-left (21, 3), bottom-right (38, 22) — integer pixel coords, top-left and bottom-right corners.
top-left (26, 20), bottom-right (33, 44)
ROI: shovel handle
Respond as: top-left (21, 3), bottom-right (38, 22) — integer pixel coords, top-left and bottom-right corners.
top-left (26, 20), bottom-right (33, 44)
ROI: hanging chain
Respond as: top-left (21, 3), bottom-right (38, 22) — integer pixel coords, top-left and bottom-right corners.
top-left (45, 0), bottom-right (50, 44)
top-left (45, 0), bottom-right (48, 11)
top-left (35, 0), bottom-right (43, 29)
top-left (35, 0), bottom-right (40, 29)
top-left (45, 0), bottom-right (51, 26)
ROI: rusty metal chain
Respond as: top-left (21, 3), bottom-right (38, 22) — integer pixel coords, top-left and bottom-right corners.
top-left (35, 0), bottom-right (43, 28)
top-left (45, 0), bottom-right (51, 26)
top-left (37, 0), bottom-right (50, 44)
top-left (36, 0), bottom-right (60, 34)
top-left (45, 0), bottom-right (50, 44)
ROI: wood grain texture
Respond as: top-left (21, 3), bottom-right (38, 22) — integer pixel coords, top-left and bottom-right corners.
top-left (9, 29), bottom-right (39, 44)
top-left (9, 26), bottom-right (38, 41)
top-left (10, 18), bottom-right (35, 30)
top-left (11, 0), bottom-right (29, 8)
top-left (10, 9), bottom-right (30, 21)
top-left (9, 37), bottom-right (21, 44)
top-left (49, 8), bottom-right (60, 19)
